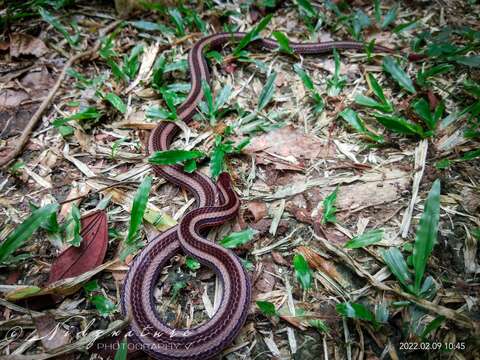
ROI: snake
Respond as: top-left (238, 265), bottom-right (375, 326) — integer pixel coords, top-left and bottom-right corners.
top-left (120, 32), bottom-right (398, 359)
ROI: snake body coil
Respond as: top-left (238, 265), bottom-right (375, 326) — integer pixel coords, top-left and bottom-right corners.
top-left (121, 32), bottom-right (393, 359)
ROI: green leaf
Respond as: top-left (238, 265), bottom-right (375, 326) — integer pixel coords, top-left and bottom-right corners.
top-left (125, 176), bottom-right (152, 247)
top-left (53, 107), bottom-right (102, 128)
top-left (233, 14), bottom-right (273, 57)
top-left (435, 159), bottom-right (451, 170)
top-left (168, 8), bottom-right (185, 36)
top-left (220, 228), bottom-right (255, 249)
top-left (90, 295), bottom-right (116, 317)
top-left (345, 229), bottom-right (384, 249)
top-left (368, 74), bottom-right (393, 111)
top-left (183, 159), bottom-right (197, 173)
top-left (340, 108), bottom-right (367, 133)
top-left (83, 279), bottom-right (100, 294)
top-left (146, 106), bottom-right (173, 120)
top-left (374, 113), bottom-right (425, 137)
top-left (123, 44), bottom-right (143, 80)
top-left (421, 316), bottom-right (445, 339)
top-left (373, 0), bottom-right (381, 23)
top-left (149, 150), bottom-right (205, 166)
top-left (185, 257), bottom-right (201, 271)
top-left (355, 94), bottom-right (393, 113)
top-left (293, 254), bottom-right (312, 290)
top-left (464, 79), bottom-right (480, 98)
top-left (416, 64), bottom-right (453, 87)
top-left (413, 179), bottom-right (441, 292)
top-left (160, 89), bottom-right (178, 119)
top-left (114, 338), bottom-right (128, 360)
top-left (215, 84), bottom-right (233, 111)
top-left (293, 63), bottom-right (315, 91)
top-left (38, 8), bottom-right (77, 48)
top-left (104, 93), bottom-right (127, 114)
top-left (393, 20), bottom-right (417, 34)
top-left (65, 205), bottom-right (82, 247)
top-left (272, 31), bottom-right (293, 55)
top-left (339, 108), bottom-right (384, 143)
top-left (201, 80), bottom-right (214, 117)
top-left (455, 55), bottom-right (480, 67)
top-left (210, 141), bottom-right (226, 180)
top-left (382, 247), bottom-right (412, 289)
top-left (383, 56), bottom-right (416, 93)
top-left (129, 20), bottom-right (174, 35)
top-left (257, 72), bottom-right (277, 111)
top-left (107, 58), bottom-right (128, 82)
top-left (381, 5), bottom-right (398, 29)
top-left (0, 204), bottom-right (58, 263)
top-left (293, 63), bottom-right (323, 112)
top-left (309, 319), bottom-right (330, 333)
top-left (412, 98), bottom-right (443, 131)
top-left (322, 186), bottom-right (338, 224)
top-left (327, 49), bottom-right (347, 96)
top-left (56, 125), bottom-right (74, 137)
top-left (336, 302), bottom-right (376, 323)
top-left (256, 300), bottom-right (277, 316)
top-left (296, 0), bottom-right (317, 19)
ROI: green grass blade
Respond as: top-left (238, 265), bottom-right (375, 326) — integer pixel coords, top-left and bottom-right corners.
top-left (220, 229), bottom-right (254, 249)
top-left (114, 338), bottom-right (128, 360)
top-left (382, 247), bottom-right (412, 289)
top-left (257, 72), bottom-right (277, 111)
top-left (272, 31), bottom-right (294, 55)
top-left (201, 80), bottom-right (214, 116)
top-left (383, 56), bottom-right (416, 94)
top-left (104, 93), bottom-right (127, 114)
top-left (339, 108), bottom-right (367, 133)
top-left (149, 150), bottom-right (205, 165)
top-left (355, 94), bottom-right (392, 112)
top-left (413, 179), bottom-right (441, 291)
top-left (344, 229), bottom-right (384, 249)
top-left (322, 186), bottom-right (338, 224)
top-left (293, 254), bottom-right (312, 290)
top-left (0, 204), bottom-right (58, 262)
top-left (233, 14), bottom-right (273, 57)
top-left (336, 302), bottom-right (375, 322)
top-left (381, 5), bottom-right (398, 29)
top-left (65, 205), bottom-right (82, 247)
top-left (293, 63), bottom-right (315, 91)
top-left (210, 142), bottom-right (225, 180)
top-left (374, 113), bottom-right (425, 137)
top-left (256, 300), bottom-right (277, 316)
top-left (125, 176), bottom-right (152, 246)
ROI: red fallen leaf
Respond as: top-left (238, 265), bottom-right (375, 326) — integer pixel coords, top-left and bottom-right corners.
top-left (48, 210), bottom-right (109, 284)
top-left (18, 211), bottom-right (109, 311)
top-left (427, 90), bottom-right (439, 110)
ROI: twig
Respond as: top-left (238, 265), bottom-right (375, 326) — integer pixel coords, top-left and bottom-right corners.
top-left (310, 227), bottom-right (478, 331)
top-left (0, 20), bottom-right (122, 168)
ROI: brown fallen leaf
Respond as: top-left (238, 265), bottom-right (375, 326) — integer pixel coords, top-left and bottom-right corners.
top-left (246, 201), bottom-right (268, 222)
top-left (34, 313), bottom-right (71, 351)
top-left (254, 261), bottom-right (277, 293)
top-left (10, 33), bottom-right (49, 58)
top-left (244, 125), bottom-right (332, 160)
top-left (296, 246), bottom-right (349, 288)
top-left (271, 251), bottom-right (289, 266)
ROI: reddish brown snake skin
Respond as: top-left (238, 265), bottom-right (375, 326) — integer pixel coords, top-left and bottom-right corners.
top-left (121, 32), bottom-right (395, 359)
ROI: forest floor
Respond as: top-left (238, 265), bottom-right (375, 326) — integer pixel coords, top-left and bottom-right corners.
top-left (0, 1), bottom-right (479, 359)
